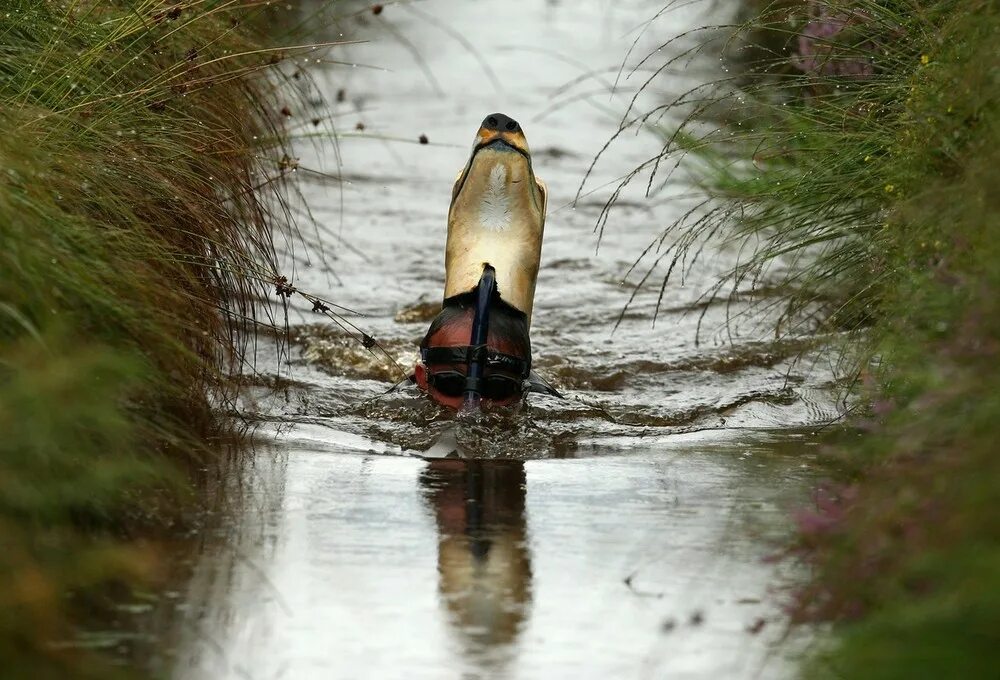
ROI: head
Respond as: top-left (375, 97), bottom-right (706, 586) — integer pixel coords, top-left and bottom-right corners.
top-left (444, 113), bottom-right (547, 323)
top-left (415, 293), bottom-right (531, 410)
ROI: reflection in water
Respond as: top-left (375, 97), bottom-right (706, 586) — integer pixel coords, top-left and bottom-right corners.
top-left (113, 434), bottom-right (823, 679)
top-left (420, 460), bottom-right (532, 665)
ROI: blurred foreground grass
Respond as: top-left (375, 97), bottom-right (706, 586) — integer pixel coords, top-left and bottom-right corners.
top-left (0, 1), bottom-right (310, 675)
top-left (620, 0), bottom-right (999, 675)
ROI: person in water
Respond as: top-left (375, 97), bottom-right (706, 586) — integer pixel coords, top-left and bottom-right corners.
top-left (413, 113), bottom-right (556, 410)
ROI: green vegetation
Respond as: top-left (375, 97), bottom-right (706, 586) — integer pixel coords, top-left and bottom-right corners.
top-left (620, 0), bottom-right (999, 675)
top-left (0, 2), bottom-right (308, 676)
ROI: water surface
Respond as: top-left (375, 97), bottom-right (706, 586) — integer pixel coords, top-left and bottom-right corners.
top-left (128, 1), bottom-right (840, 677)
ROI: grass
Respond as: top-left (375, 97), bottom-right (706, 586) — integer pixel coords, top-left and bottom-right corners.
top-left (0, 1), bottom-right (329, 676)
top-left (597, 0), bottom-right (1000, 675)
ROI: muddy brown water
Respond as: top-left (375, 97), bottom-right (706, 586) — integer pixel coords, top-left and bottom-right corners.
top-left (114, 2), bottom-right (844, 678)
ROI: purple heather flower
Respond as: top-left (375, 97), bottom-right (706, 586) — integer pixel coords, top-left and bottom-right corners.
top-left (793, 1), bottom-right (876, 79)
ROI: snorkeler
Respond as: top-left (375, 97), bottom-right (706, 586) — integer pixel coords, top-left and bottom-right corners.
top-left (413, 113), bottom-right (559, 410)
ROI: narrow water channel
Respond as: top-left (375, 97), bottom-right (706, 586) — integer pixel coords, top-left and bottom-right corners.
top-left (127, 2), bottom-right (841, 677)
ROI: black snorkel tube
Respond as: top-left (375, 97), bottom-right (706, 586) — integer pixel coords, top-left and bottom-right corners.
top-left (463, 264), bottom-right (497, 410)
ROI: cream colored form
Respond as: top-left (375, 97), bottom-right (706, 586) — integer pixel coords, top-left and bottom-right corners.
top-left (444, 125), bottom-right (547, 325)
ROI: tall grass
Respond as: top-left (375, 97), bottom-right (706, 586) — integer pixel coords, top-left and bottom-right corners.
top-left (590, 1), bottom-right (970, 344)
top-left (596, 0), bottom-right (999, 675)
top-left (0, 1), bottom-right (331, 675)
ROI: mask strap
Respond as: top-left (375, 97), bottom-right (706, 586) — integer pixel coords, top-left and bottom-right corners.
top-left (463, 264), bottom-right (496, 408)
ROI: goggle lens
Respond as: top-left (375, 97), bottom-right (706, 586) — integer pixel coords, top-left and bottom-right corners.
top-left (427, 371), bottom-right (523, 401)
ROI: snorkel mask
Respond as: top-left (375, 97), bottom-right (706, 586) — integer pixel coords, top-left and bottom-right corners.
top-left (415, 113), bottom-right (549, 410)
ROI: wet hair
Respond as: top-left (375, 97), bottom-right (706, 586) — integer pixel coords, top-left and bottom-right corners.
top-left (420, 292), bottom-right (531, 361)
